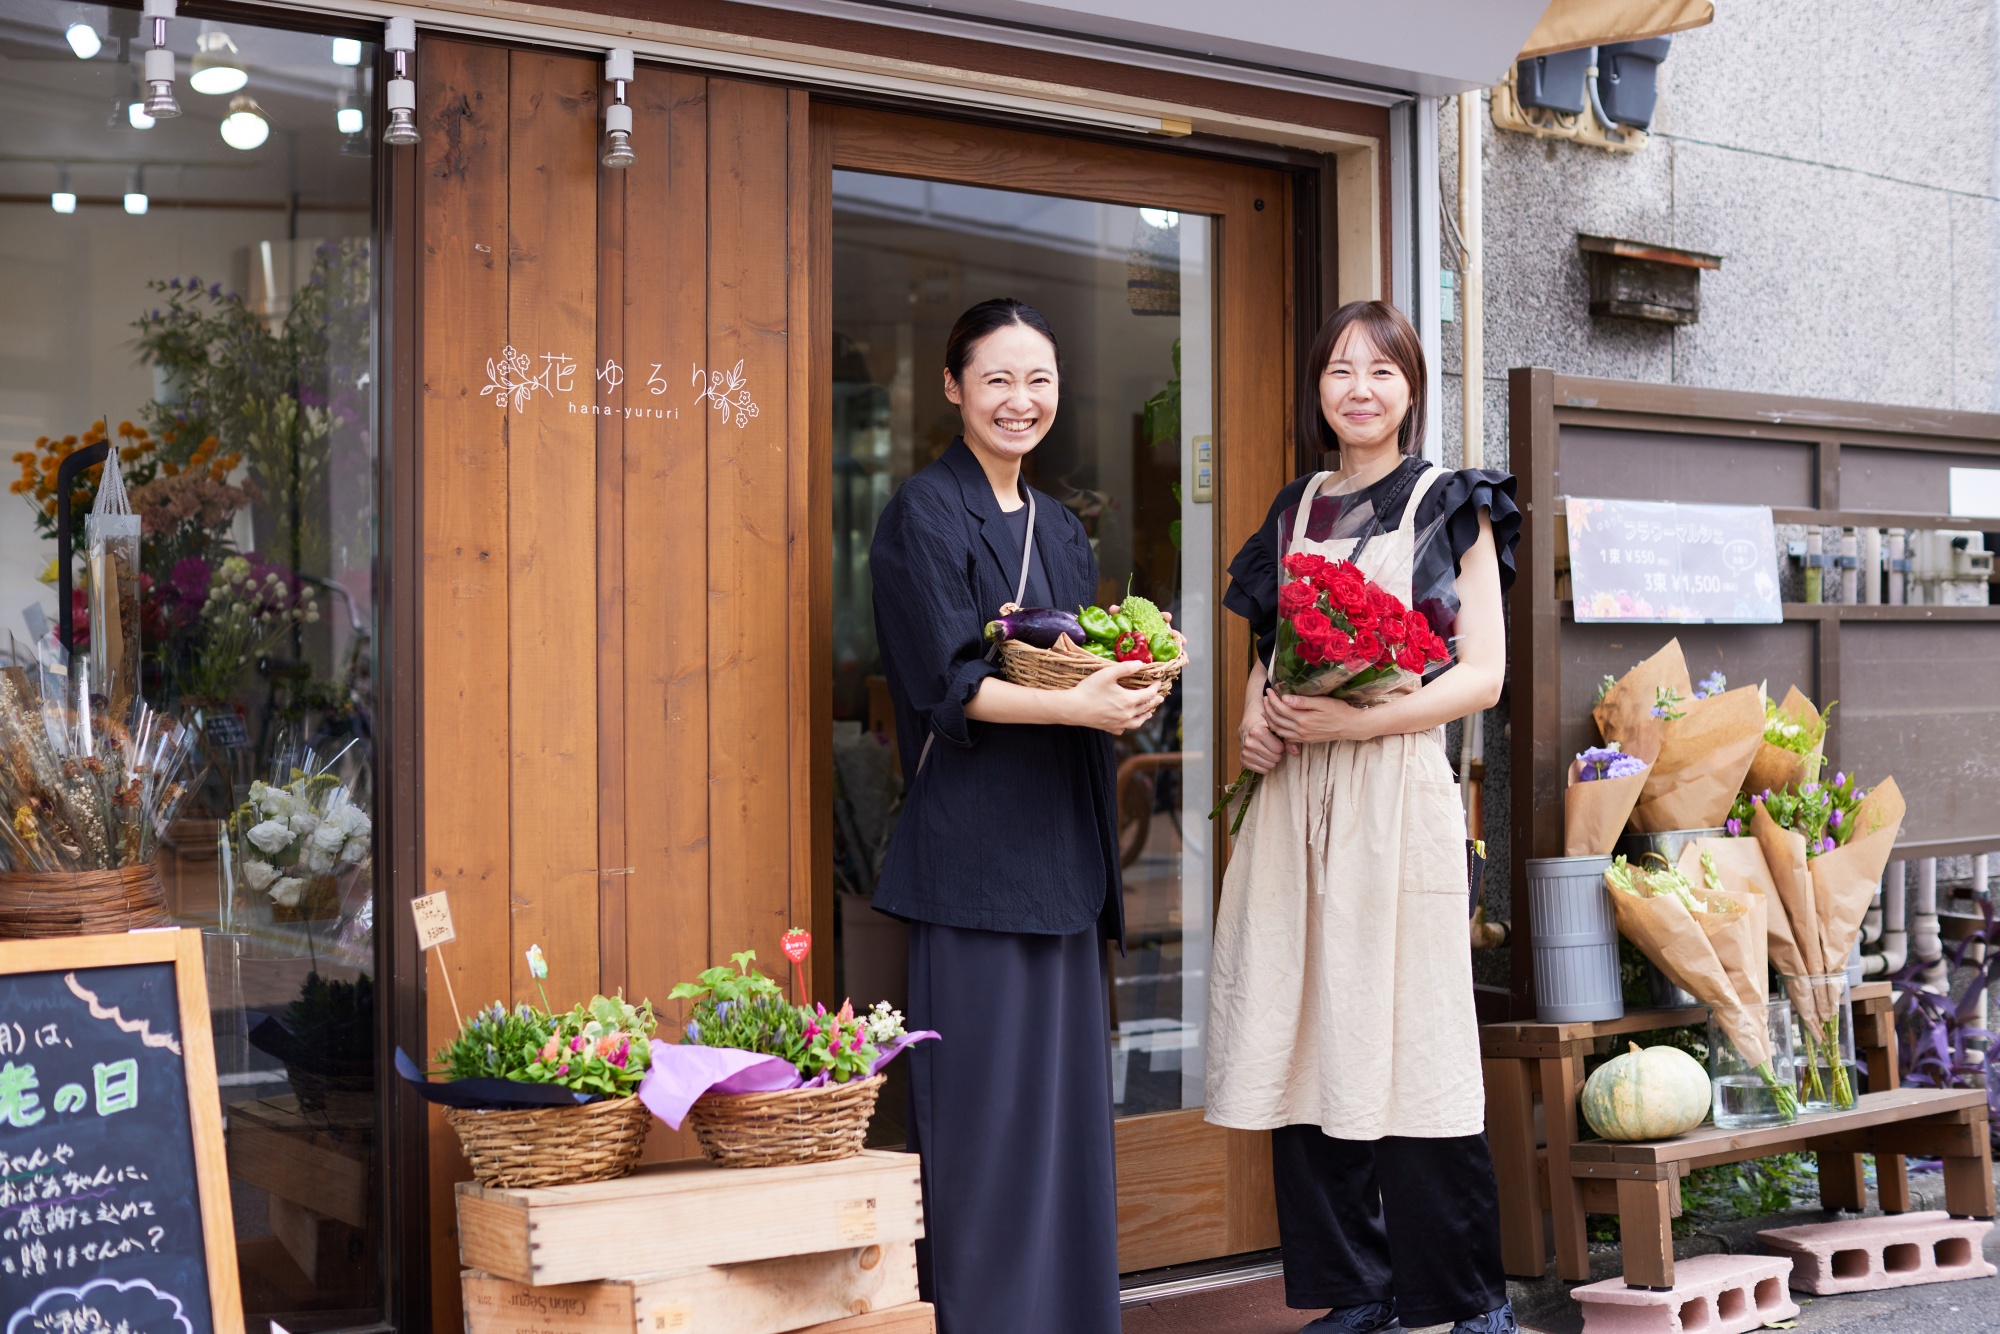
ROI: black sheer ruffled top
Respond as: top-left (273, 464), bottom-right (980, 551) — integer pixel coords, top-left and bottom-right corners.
top-left (1223, 458), bottom-right (1522, 669)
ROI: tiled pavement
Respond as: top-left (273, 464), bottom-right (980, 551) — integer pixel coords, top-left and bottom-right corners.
top-left (1122, 1166), bottom-right (2000, 1334)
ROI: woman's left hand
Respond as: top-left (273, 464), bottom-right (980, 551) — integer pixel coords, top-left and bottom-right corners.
top-left (1263, 691), bottom-right (1381, 745)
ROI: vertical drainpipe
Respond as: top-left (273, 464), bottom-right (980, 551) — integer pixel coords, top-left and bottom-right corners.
top-left (1457, 88), bottom-right (1486, 826)
top-left (1414, 95), bottom-right (1444, 465)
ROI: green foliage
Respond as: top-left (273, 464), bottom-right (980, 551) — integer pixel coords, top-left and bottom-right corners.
top-left (285, 970), bottom-right (373, 1066)
top-left (1736, 771), bottom-right (1869, 857)
top-left (433, 993), bottom-right (656, 1099)
top-left (1141, 339), bottom-right (1180, 449)
top-left (669, 951), bottom-right (902, 1084)
top-left (435, 1002), bottom-right (552, 1082)
top-left (668, 949), bottom-right (784, 1006)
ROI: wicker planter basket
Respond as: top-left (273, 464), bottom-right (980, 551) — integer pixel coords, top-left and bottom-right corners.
top-left (0, 862), bottom-right (171, 940)
top-left (444, 1094), bottom-right (652, 1188)
top-left (687, 1074), bottom-right (885, 1168)
top-left (994, 635), bottom-right (1185, 693)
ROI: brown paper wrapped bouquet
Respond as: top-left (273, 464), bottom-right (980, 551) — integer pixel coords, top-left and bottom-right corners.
top-left (1604, 854), bottom-right (1798, 1121)
top-left (1593, 641), bottom-right (1764, 833)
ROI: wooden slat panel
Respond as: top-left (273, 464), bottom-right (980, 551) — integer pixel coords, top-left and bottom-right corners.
top-left (419, 35), bottom-right (513, 1329)
top-left (791, 89), bottom-right (837, 1004)
top-left (707, 78), bottom-right (797, 976)
top-left (506, 49), bottom-right (600, 1005)
top-left (623, 68), bottom-right (714, 1160)
top-left (598, 105), bottom-right (629, 1001)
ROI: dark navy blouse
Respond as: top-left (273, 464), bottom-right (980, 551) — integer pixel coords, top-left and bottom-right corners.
top-left (869, 439), bottom-right (1123, 941)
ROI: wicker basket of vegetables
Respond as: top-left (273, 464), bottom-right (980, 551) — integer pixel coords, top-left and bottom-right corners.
top-left (984, 594), bottom-right (1184, 692)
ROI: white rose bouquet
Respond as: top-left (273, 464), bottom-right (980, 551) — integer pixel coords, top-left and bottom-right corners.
top-left (231, 771), bottom-right (372, 922)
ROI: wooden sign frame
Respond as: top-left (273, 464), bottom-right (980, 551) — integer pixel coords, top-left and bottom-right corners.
top-left (0, 927), bottom-right (244, 1334)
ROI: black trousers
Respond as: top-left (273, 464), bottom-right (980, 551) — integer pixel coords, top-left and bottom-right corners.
top-left (1272, 1125), bottom-right (1507, 1328)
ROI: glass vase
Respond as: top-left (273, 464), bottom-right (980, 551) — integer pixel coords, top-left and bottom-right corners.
top-left (1781, 972), bottom-right (1858, 1111)
top-left (1707, 999), bottom-right (1799, 1128)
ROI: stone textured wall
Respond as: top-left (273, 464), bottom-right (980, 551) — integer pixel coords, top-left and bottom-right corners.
top-left (1438, 1), bottom-right (2000, 981)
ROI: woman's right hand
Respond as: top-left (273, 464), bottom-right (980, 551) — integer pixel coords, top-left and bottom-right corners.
top-left (1063, 660), bottom-right (1166, 735)
top-left (1238, 691), bottom-right (1290, 774)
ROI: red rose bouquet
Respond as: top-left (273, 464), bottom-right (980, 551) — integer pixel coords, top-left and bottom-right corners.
top-left (1271, 552), bottom-right (1451, 702)
top-left (1210, 554), bottom-right (1452, 833)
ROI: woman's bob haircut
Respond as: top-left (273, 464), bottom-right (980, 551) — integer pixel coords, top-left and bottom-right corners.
top-left (1298, 300), bottom-right (1428, 459)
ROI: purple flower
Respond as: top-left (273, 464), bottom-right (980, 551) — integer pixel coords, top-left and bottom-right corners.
top-left (168, 277), bottom-right (182, 289)
top-left (1833, 771), bottom-right (1846, 788)
top-left (1821, 836), bottom-right (1836, 854)
top-left (1829, 808), bottom-right (1843, 828)
top-left (1726, 817), bottom-right (1743, 837)
top-left (1801, 781), bottom-right (1819, 795)
top-left (169, 556), bottom-right (212, 606)
top-left (684, 1020), bottom-right (698, 1042)
top-left (1696, 670), bottom-right (1727, 698)
top-left (1576, 745), bottom-right (1646, 782)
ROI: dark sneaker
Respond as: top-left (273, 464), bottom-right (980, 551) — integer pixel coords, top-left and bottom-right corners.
top-left (1451, 1301), bottom-right (1518, 1334)
top-left (1300, 1301), bottom-right (1400, 1332)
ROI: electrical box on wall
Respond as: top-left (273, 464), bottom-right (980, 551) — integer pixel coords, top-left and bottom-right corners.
top-left (1492, 36), bottom-right (1674, 154)
top-left (1577, 234), bottom-right (1721, 325)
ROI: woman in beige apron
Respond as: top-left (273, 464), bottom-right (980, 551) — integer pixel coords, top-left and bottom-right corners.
top-left (1207, 301), bottom-right (1521, 1334)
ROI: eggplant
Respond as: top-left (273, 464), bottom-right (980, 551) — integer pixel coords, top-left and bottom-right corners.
top-left (983, 607), bottom-right (1085, 650)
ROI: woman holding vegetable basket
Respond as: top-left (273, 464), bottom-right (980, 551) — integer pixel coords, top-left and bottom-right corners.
top-left (1207, 301), bottom-right (1522, 1334)
top-left (868, 298), bottom-right (1167, 1334)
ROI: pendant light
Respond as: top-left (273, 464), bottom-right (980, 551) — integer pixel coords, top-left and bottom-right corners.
top-left (220, 94), bottom-right (270, 151)
top-left (601, 48), bottom-right (635, 168)
top-left (140, 0), bottom-right (179, 119)
top-left (189, 28), bottom-right (247, 96)
top-left (124, 166), bottom-right (149, 216)
top-left (382, 16), bottom-right (419, 146)
top-left (51, 167), bottom-right (77, 214)
top-left (65, 20), bottom-right (102, 60)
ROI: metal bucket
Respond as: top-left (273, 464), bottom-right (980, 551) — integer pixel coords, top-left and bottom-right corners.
top-left (1615, 827), bottom-right (1728, 870)
top-left (1528, 854), bottom-right (1624, 1024)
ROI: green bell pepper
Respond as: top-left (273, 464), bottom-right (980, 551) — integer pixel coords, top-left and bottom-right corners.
top-left (1077, 605), bottom-right (1120, 646)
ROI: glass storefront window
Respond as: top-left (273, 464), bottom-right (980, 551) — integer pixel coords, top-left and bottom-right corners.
top-left (0, 5), bottom-right (380, 1327)
top-left (829, 170), bottom-right (1217, 1125)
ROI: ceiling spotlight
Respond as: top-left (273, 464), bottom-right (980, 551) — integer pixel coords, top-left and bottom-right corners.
top-left (382, 16), bottom-right (418, 146)
top-left (220, 94), bottom-right (270, 150)
top-left (128, 100), bottom-right (155, 129)
top-left (51, 167), bottom-right (77, 214)
top-left (336, 104), bottom-right (364, 135)
top-left (65, 21), bottom-right (102, 60)
top-left (190, 29), bottom-right (247, 95)
top-left (140, 0), bottom-right (179, 119)
top-left (601, 47), bottom-right (634, 168)
top-left (331, 37), bottom-right (363, 66)
top-left (124, 166), bottom-right (149, 215)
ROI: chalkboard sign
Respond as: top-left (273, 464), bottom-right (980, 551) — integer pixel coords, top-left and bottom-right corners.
top-left (1566, 497), bottom-right (1782, 624)
top-left (0, 930), bottom-right (242, 1334)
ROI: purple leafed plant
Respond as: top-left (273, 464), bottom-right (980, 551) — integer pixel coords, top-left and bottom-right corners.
top-left (1893, 893), bottom-right (2000, 1150)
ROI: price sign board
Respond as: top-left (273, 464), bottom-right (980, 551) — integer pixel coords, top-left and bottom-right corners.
top-left (411, 892), bottom-right (457, 951)
top-left (1567, 497), bottom-right (1782, 624)
top-left (0, 930), bottom-right (243, 1334)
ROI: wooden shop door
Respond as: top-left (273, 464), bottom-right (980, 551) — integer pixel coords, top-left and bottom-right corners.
top-left (815, 104), bottom-right (1292, 1272)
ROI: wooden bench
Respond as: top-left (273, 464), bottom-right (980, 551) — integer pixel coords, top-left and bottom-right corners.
top-left (1481, 981), bottom-right (1996, 1286)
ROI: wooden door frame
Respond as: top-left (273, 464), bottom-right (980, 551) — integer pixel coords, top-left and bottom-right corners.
top-left (811, 101), bottom-right (1294, 1273)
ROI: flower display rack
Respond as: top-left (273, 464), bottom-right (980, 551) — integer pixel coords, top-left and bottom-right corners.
top-left (1480, 981), bottom-right (1996, 1288)
top-left (456, 1148), bottom-right (932, 1334)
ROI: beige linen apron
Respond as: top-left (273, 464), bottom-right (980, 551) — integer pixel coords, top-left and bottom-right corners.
top-left (1205, 465), bottom-right (1484, 1140)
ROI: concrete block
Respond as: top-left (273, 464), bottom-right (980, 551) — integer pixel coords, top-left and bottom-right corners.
top-left (1573, 1253), bottom-right (1797, 1334)
top-left (1756, 1210), bottom-right (1996, 1295)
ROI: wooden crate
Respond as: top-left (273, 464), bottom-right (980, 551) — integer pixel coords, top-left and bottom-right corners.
top-left (457, 1149), bottom-right (925, 1286)
top-left (800, 1307), bottom-right (933, 1334)
top-left (226, 1095), bottom-right (372, 1228)
top-left (462, 1243), bottom-right (919, 1334)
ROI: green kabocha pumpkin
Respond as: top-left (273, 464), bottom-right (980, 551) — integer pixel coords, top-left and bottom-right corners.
top-left (1580, 1042), bottom-right (1711, 1142)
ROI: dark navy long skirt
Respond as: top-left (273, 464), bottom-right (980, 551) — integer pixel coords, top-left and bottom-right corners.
top-left (906, 921), bottom-right (1121, 1334)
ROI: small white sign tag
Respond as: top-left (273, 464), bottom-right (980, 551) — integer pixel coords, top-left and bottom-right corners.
top-left (412, 891), bottom-right (457, 950)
